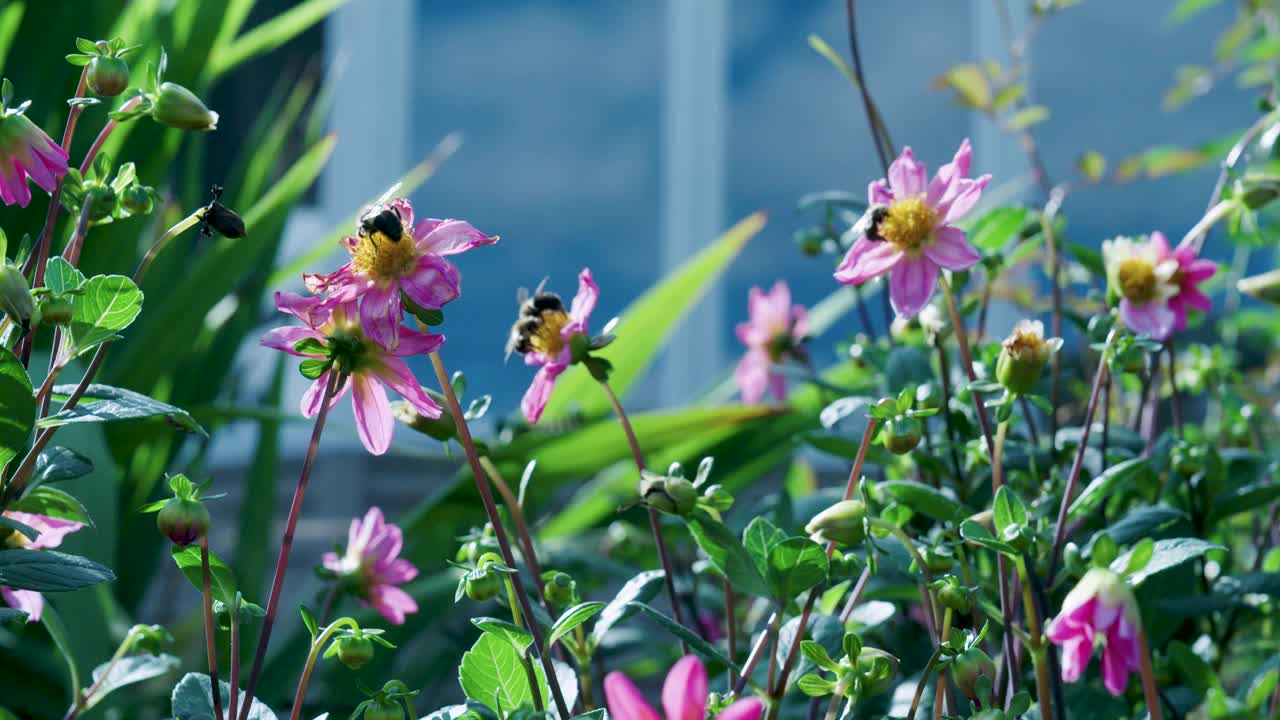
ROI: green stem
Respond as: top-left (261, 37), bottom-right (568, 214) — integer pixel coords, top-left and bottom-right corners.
top-left (1136, 624), bottom-right (1164, 720)
top-left (62, 625), bottom-right (142, 720)
top-left (504, 574), bottom-right (523, 628)
top-left (200, 536), bottom-right (224, 720)
top-left (1015, 557), bottom-right (1053, 720)
top-left (907, 646), bottom-right (946, 720)
top-left (383, 680), bottom-right (418, 720)
top-left (288, 618), bottom-right (359, 720)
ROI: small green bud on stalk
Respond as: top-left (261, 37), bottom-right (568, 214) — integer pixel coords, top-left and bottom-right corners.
top-left (804, 500), bottom-right (867, 546)
top-left (855, 647), bottom-right (899, 697)
top-left (151, 82), bottom-right (219, 131)
top-left (922, 546), bottom-right (955, 573)
top-left (87, 55), bottom-right (130, 97)
top-left (335, 634), bottom-right (375, 670)
top-left (933, 575), bottom-right (969, 613)
top-left (639, 471), bottom-right (698, 516)
top-left (952, 646), bottom-right (997, 701)
top-left (0, 263), bottom-right (34, 327)
top-left (156, 497), bottom-right (210, 547)
top-left (121, 184), bottom-right (155, 215)
top-left (362, 699), bottom-right (402, 720)
top-left (996, 319), bottom-right (1062, 395)
top-left (544, 572), bottom-right (575, 606)
top-left (465, 566), bottom-right (503, 603)
top-left (37, 295), bottom-right (73, 326)
top-left (88, 185), bottom-right (116, 221)
top-left (883, 416), bottom-right (923, 454)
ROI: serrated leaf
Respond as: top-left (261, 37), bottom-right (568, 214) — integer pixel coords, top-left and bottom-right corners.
top-left (44, 257), bottom-right (86, 295)
top-left (959, 520), bottom-right (1016, 555)
top-left (1069, 458), bottom-right (1154, 517)
top-left (766, 538), bottom-right (828, 600)
top-left (743, 517), bottom-right (787, 579)
top-left (935, 63), bottom-right (991, 109)
top-left (627, 602), bottom-right (741, 674)
top-left (68, 274), bottom-right (142, 355)
top-left (686, 514), bottom-right (770, 597)
top-left (40, 384), bottom-right (206, 436)
top-left (0, 549), bottom-right (114, 591)
top-left (458, 633), bottom-right (544, 713)
top-left (32, 446), bottom-right (93, 485)
top-left (969, 207), bottom-right (1028, 252)
top-left (472, 617), bottom-right (534, 656)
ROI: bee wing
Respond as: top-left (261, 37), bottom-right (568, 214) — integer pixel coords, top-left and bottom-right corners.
top-left (374, 182), bottom-right (403, 207)
top-left (515, 286), bottom-right (530, 306)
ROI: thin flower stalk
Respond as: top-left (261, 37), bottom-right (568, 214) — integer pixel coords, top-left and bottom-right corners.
top-left (200, 536), bottom-right (224, 720)
top-left (429, 350), bottom-right (571, 719)
top-left (1015, 556), bottom-right (1053, 720)
top-left (61, 624), bottom-right (147, 720)
top-left (478, 456), bottom-right (559, 626)
top-left (1137, 627), bottom-right (1164, 720)
top-left (288, 618), bottom-right (359, 720)
top-left (24, 67), bottom-right (88, 289)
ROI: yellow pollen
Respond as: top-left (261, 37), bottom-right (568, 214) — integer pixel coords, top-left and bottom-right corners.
top-left (880, 196), bottom-right (939, 253)
top-left (4, 530), bottom-right (30, 549)
top-left (1116, 258), bottom-right (1158, 303)
top-left (530, 310), bottom-right (571, 356)
top-left (1004, 330), bottom-right (1045, 358)
top-left (350, 228), bottom-right (417, 280)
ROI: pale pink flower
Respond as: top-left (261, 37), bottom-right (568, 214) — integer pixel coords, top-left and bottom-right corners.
top-left (260, 291), bottom-right (444, 455)
top-left (734, 281), bottom-right (807, 404)
top-left (0, 100), bottom-right (69, 207)
top-left (512, 268), bottom-right (599, 425)
top-left (835, 139), bottom-right (990, 318)
top-left (1103, 236), bottom-right (1180, 340)
top-left (1152, 231), bottom-right (1217, 332)
top-left (1046, 568), bottom-right (1142, 696)
top-left (1, 511), bottom-right (85, 622)
top-left (605, 655), bottom-right (763, 720)
top-left (304, 197), bottom-right (497, 348)
top-left (322, 507), bottom-right (419, 625)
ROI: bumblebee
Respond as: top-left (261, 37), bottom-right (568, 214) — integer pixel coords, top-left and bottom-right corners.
top-left (860, 205), bottom-right (891, 243)
top-left (198, 185), bottom-right (246, 239)
top-left (358, 204), bottom-right (404, 243)
top-left (506, 284), bottom-right (566, 359)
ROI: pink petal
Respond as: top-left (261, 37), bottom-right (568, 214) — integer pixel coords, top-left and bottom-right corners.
top-left (392, 326), bottom-right (446, 357)
top-left (662, 656), bottom-right (707, 720)
top-left (1150, 231), bottom-right (1171, 257)
top-left (868, 178), bottom-right (894, 205)
top-left (352, 373), bottom-right (393, 455)
top-left (927, 138), bottom-right (973, 205)
top-left (604, 672), bottom-right (662, 720)
top-left (360, 283), bottom-right (402, 351)
top-left (260, 326), bottom-right (324, 357)
top-left (274, 291), bottom-right (327, 326)
top-left (321, 551), bottom-right (342, 574)
top-left (791, 304), bottom-right (809, 339)
top-left (3, 512), bottom-right (83, 550)
top-left (1055, 633), bottom-right (1094, 683)
top-left (303, 265), bottom-right (372, 304)
top-left (888, 255), bottom-right (939, 318)
top-left (941, 174), bottom-right (991, 223)
top-left (1, 587), bottom-right (42, 622)
top-left (734, 349), bottom-right (770, 405)
top-left (715, 698), bottom-right (764, 720)
top-left (570, 267), bottom-right (600, 326)
top-left (372, 356), bottom-right (442, 418)
top-left (888, 146), bottom-right (928, 197)
top-left (1181, 286), bottom-right (1212, 312)
top-left (924, 226), bottom-right (981, 270)
top-left (1119, 299), bottom-right (1174, 341)
top-left (1183, 258), bottom-right (1217, 283)
top-left (375, 557), bottom-right (419, 585)
top-left (387, 197), bottom-right (415, 229)
top-left (300, 372), bottom-right (349, 418)
top-left (417, 218), bottom-right (498, 256)
top-left (522, 363), bottom-right (566, 424)
top-left (1100, 615), bottom-right (1141, 696)
top-left (768, 370), bottom-right (787, 402)
top-left (0, 161), bottom-right (31, 207)
top-left (834, 241), bottom-right (903, 286)
top-left (366, 583), bottom-right (418, 625)
top-left (401, 255), bottom-right (461, 310)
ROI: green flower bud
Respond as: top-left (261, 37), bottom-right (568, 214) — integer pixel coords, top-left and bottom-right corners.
top-left (88, 185), bottom-right (116, 222)
top-left (87, 55), bottom-right (130, 97)
top-left (151, 82), bottom-right (219, 131)
top-left (855, 647), bottom-right (899, 698)
top-left (804, 500), bottom-right (867, 546)
top-left (156, 497), bottom-right (210, 547)
top-left (37, 295), bottom-right (73, 326)
top-left (334, 634), bottom-right (375, 670)
top-left (953, 647), bottom-right (996, 701)
top-left (465, 566), bottom-right (502, 603)
top-left (0, 263), bottom-right (34, 327)
top-left (883, 416), bottom-right (923, 455)
top-left (996, 319), bottom-right (1061, 395)
top-left (934, 576), bottom-right (969, 613)
top-left (544, 572), bottom-right (575, 606)
top-left (922, 546), bottom-right (955, 573)
top-left (121, 184), bottom-right (154, 215)
top-left (639, 471), bottom-right (698, 516)
top-left (362, 698), bottom-right (403, 720)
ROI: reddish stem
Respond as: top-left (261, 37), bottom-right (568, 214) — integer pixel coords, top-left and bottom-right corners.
top-left (200, 536), bottom-right (224, 720)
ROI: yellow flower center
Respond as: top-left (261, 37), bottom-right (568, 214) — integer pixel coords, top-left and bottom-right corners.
top-left (350, 227), bottom-right (417, 281)
top-left (3, 529), bottom-right (30, 549)
top-left (529, 310), bottom-right (571, 356)
top-left (1003, 328), bottom-right (1045, 359)
top-left (1116, 258), bottom-right (1158, 303)
top-left (880, 196), bottom-right (939, 253)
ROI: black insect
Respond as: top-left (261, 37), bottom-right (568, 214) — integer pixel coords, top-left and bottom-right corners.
top-left (863, 205), bottom-right (891, 243)
top-left (199, 185), bottom-right (246, 239)
top-left (505, 284), bottom-right (564, 359)
top-left (358, 204), bottom-right (404, 243)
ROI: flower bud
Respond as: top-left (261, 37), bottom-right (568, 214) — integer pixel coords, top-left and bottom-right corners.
top-left (922, 546), bottom-right (955, 573)
top-left (88, 185), bottom-right (116, 222)
top-left (0, 263), bottom-right (34, 327)
top-left (362, 698), bottom-right (403, 720)
top-left (37, 295), bottom-right (73, 326)
top-left (87, 56), bottom-right (130, 97)
top-left (151, 82), bottom-right (219, 131)
top-left (934, 576), bottom-right (969, 613)
top-left (544, 572), bottom-right (575, 606)
top-left (953, 647), bottom-right (997, 701)
top-left (855, 647), bottom-right (899, 698)
top-left (883, 417), bottom-right (923, 455)
top-left (639, 471), bottom-right (698, 516)
top-left (121, 184), bottom-right (154, 215)
top-left (335, 634), bottom-right (375, 670)
top-left (465, 566), bottom-right (503, 603)
top-left (804, 500), bottom-right (867, 546)
top-left (996, 319), bottom-right (1061, 395)
top-left (156, 497), bottom-right (210, 547)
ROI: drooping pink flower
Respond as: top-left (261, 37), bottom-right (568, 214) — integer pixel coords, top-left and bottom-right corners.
top-left (605, 655), bottom-right (763, 720)
top-left (835, 139), bottom-right (991, 318)
top-left (1, 511), bottom-right (85, 622)
top-left (304, 196), bottom-right (497, 348)
top-left (734, 281), bottom-right (808, 405)
top-left (1046, 568), bottom-right (1142, 696)
top-left (322, 507), bottom-right (419, 625)
top-left (0, 100), bottom-right (69, 207)
top-left (509, 268), bottom-right (599, 425)
top-left (1103, 236), bottom-right (1180, 340)
top-left (260, 291), bottom-right (444, 455)
top-left (1151, 231), bottom-right (1217, 332)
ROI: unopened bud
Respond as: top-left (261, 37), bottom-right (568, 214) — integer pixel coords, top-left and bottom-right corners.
top-left (953, 647), bottom-right (997, 700)
top-left (544, 572), bottom-right (575, 606)
top-left (335, 634), bottom-right (375, 670)
top-left (639, 472), bottom-right (698, 516)
top-left (922, 546), bottom-right (955, 573)
top-left (121, 184), bottom-right (154, 215)
top-left (37, 295), bottom-right (73, 326)
top-left (363, 699), bottom-right (403, 720)
top-left (855, 647), bottom-right (899, 698)
top-left (0, 263), bottom-right (34, 326)
top-left (87, 56), bottom-right (130, 97)
top-left (465, 566), bottom-right (502, 603)
top-left (934, 576), bottom-right (969, 613)
top-left (151, 82), bottom-right (219, 131)
top-left (996, 319), bottom-right (1061, 395)
top-left (88, 185), bottom-right (116, 221)
top-left (883, 417), bottom-right (923, 455)
top-left (804, 500), bottom-right (867, 546)
top-left (156, 497), bottom-right (210, 547)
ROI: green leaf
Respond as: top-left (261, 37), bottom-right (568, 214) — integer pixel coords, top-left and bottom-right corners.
top-left (42, 603), bottom-right (80, 698)
top-left (171, 673), bottom-right (277, 720)
top-left (0, 2), bottom-right (25, 78)
top-left (1111, 538), bottom-right (1225, 586)
top-left (969, 207), bottom-right (1027, 252)
top-left (539, 212), bottom-right (765, 421)
top-left (1208, 479), bottom-right (1280, 523)
top-left (44, 257), bottom-right (86, 295)
top-left (1169, 0), bottom-right (1224, 23)
top-left (207, 0), bottom-right (346, 79)
top-left (10, 485), bottom-right (94, 527)
top-left (471, 617), bottom-right (534, 657)
top-left (0, 346), bottom-right (33, 474)
top-left (959, 520), bottom-right (1016, 556)
top-left (0, 514), bottom-right (37, 541)
top-left (458, 632), bottom-right (544, 713)
top-left (766, 537), bottom-right (829, 600)
top-left (797, 674), bottom-right (836, 697)
top-left (1068, 458), bottom-right (1154, 518)
top-left (32, 446), bottom-right (93, 485)
top-left (85, 654), bottom-right (180, 710)
top-left (0, 549), bottom-right (115, 591)
top-left (1066, 241), bottom-right (1106, 278)
top-left (1077, 150), bottom-right (1107, 182)
top-left (1008, 105), bottom-right (1050, 129)
top-left (743, 517), bottom-right (787, 578)
top-left (992, 486), bottom-right (1027, 533)
top-left (0, 607), bottom-right (28, 624)
top-left (170, 545), bottom-right (237, 606)
top-left (40, 384), bottom-right (206, 436)
top-left (935, 64), bottom-right (991, 109)
top-left (880, 481), bottom-right (968, 524)
top-left (547, 601), bottom-right (605, 648)
top-left (1121, 538), bottom-right (1154, 577)
top-left (686, 514), bottom-right (770, 597)
top-left (800, 640), bottom-right (840, 671)
top-left (68, 274), bottom-right (143, 355)
top-left (627, 602), bottom-right (742, 674)
top-left (589, 569), bottom-right (664, 647)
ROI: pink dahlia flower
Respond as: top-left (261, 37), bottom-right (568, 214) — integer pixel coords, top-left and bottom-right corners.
top-left (322, 507), bottom-right (419, 625)
top-left (304, 196), bottom-right (497, 349)
top-left (605, 655), bottom-right (763, 720)
top-left (260, 291), bottom-right (444, 455)
top-left (1046, 568), bottom-right (1142, 696)
top-left (1152, 231), bottom-right (1216, 333)
top-left (734, 280), bottom-right (808, 404)
top-left (2, 511), bottom-right (85, 622)
top-left (0, 103), bottom-right (69, 207)
top-left (1102, 235), bottom-right (1180, 340)
top-left (835, 139), bottom-right (991, 318)
top-left (513, 268), bottom-right (599, 425)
